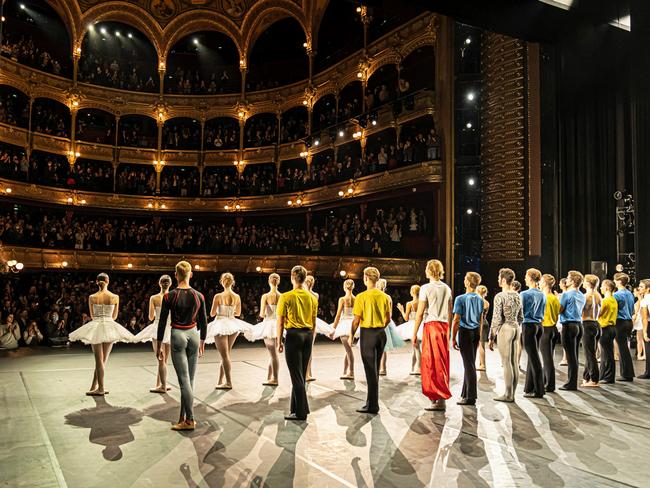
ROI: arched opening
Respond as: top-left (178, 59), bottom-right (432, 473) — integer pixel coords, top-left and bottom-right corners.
top-left (116, 163), bottom-right (155, 195)
top-left (335, 141), bottom-right (362, 179)
top-left (0, 141), bottom-right (29, 181)
top-left (0, 0), bottom-right (71, 77)
top-left (202, 165), bottom-right (238, 198)
top-left (68, 158), bottom-right (114, 192)
top-left (247, 17), bottom-right (308, 91)
top-left (29, 150), bottom-right (68, 187)
top-left (310, 148), bottom-right (336, 187)
top-left (312, 94), bottom-right (336, 133)
top-left (244, 113), bottom-right (277, 147)
top-left (76, 109), bottom-right (115, 145)
top-left (278, 158), bottom-right (308, 193)
top-left (160, 166), bottom-right (200, 197)
top-left (32, 98), bottom-right (70, 137)
top-left (280, 106), bottom-right (307, 143)
top-left (367, 64), bottom-right (398, 110)
top-left (314, 2), bottom-right (363, 73)
top-left (165, 30), bottom-right (240, 95)
top-left (0, 85), bottom-right (30, 128)
top-left (338, 81), bottom-right (363, 121)
top-left (399, 116), bottom-right (438, 165)
top-left (119, 114), bottom-right (157, 148)
top-left (240, 162), bottom-right (276, 196)
top-left (401, 46), bottom-right (435, 94)
top-left (79, 22), bottom-right (158, 92)
top-left (163, 117), bottom-right (201, 150)
top-left (365, 127), bottom-right (397, 174)
top-left (204, 117), bottom-right (239, 150)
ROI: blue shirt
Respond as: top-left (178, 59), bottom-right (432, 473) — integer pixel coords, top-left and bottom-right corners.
top-left (453, 292), bottom-right (484, 329)
top-left (559, 289), bottom-right (586, 323)
top-left (520, 288), bottom-right (547, 324)
top-left (613, 289), bottom-right (635, 320)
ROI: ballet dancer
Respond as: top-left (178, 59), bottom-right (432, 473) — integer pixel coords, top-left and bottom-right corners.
top-left (581, 274), bottom-right (602, 387)
top-left (613, 272), bottom-right (635, 381)
top-left (476, 285), bottom-right (490, 372)
top-left (488, 268), bottom-right (522, 402)
top-left (276, 265), bottom-right (318, 421)
top-left (377, 278), bottom-right (405, 376)
top-left (636, 279), bottom-right (650, 379)
top-left (452, 272), bottom-right (484, 406)
top-left (304, 274), bottom-right (333, 382)
top-left (598, 280), bottom-right (618, 383)
top-left (633, 287), bottom-right (646, 361)
top-left (540, 274), bottom-right (560, 392)
top-left (244, 273), bottom-right (282, 386)
top-left (559, 270), bottom-right (586, 390)
top-left (397, 284), bottom-right (422, 375)
top-left (135, 275), bottom-right (173, 393)
top-left (558, 278), bottom-right (569, 366)
top-left (206, 273), bottom-right (251, 390)
top-left (330, 279), bottom-right (357, 380)
top-left (69, 273), bottom-right (134, 396)
top-left (520, 268), bottom-right (546, 398)
top-left (157, 261), bottom-right (207, 431)
top-left (413, 259), bottom-right (452, 412)
top-left (351, 267), bottom-right (391, 414)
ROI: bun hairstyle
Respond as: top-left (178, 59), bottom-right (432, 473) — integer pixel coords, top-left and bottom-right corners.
top-left (476, 285), bottom-right (488, 297)
top-left (410, 284), bottom-right (420, 298)
top-left (269, 273), bottom-right (280, 287)
top-left (377, 278), bottom-right (387, 291)
top-left (344, 279), bottom-right (355, 291)
top-left (96, 273), bottom-right (109, 289)
top-left (220, 272), bottom-right (235, 288)
top-left (304, 275), bottom-right (315, 288)
top-left (159, 274), bottom-right (172, 291)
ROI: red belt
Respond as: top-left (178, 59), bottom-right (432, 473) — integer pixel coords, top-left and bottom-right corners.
top-left (172, 322), bottom-right (196, 329)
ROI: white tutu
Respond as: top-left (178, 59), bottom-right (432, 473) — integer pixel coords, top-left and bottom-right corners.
top-left (205, 317), bottom-right (251, 343)
top-left (134, 318), bottom-right (171, 344)
top-left (315, 317), bottom-right (335, 337)
top-left (396, 319), bottom-right (423, 341)
top-left (332, 317), bottom-right (360, 339)
top-left (69, 317), bottom-right (134, 345)
top-left (244, 317), bottom-right (277, 341)
top-left (384, 321), bottom-right (406, 351)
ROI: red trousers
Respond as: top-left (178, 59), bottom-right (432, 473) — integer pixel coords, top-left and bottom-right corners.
top-left (421, 320), bottom-right (451, 401)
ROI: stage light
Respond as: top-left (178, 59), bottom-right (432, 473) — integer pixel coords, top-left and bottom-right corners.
top-left (193, 38), bottom-right (199, 45)
top-left (20, 4), bottom-right (26, 10)
top-left (194, 264), bottom-right (200, 270)
top-left (5, 188), bottom-right (11, 193)
top-left (80, 199), bottom-right (87, 204)
top-left (314, 139), bottom-right (320, 146)
top-left (127, 263), bottom-right (133, 269)
top-left (88, 24), bottom-right (94, 32)
top-left (303, 42), bottom-right (308, 48)
top-left (161, 204), bottom-right (166, 209)
top-left (1, 16), bottom-right (5, 22)
top-left (302, 100), bottom-right (308, 105)
top-left (468, 178), bottom-right (475, 186)
top-left (340, 270), bottom-right (347, 277)
top-left (67, 197), bottom-right (73, 203)
top-left (466, 122), bottom-right (472, 129)
top-left (467, 92), bottom-right (475, 101)
top-left (296, 198), bottom-right (302, 205)
top-left (256, 266), bottom-right (262, 272)
top-left (287, 200), bottom-right (293, 206)
top-left (235, 204), bottom-right (241, 210)
top-left (115, 31), bottom-right (121, 37)
top-left (147, 203), bottom-right (153, 208)
top-left (338, 130), bottom-right (344, 137)
top-left (62, 261), bottom-right (68, 267)
top-left (347, 188), bottom-right (354, 194)
top-left (356, 7), bottom-right (362, 12)
top-left (224, 205), bottom-right (229, 210)
top-left (338, 190), bottom-right (344, 197)
top-left (466, 208), bottom-right (473, 215)
top-left (465, 37), bottom-right (472, 45)
top-left (100, 27), bottom-right (107, 35)
top-left (128, 33), bottom-right (133, 39)
top-left (357, 72), bottom-right (363, 78)
top-left (7, 260), bottom-right (16, 267)
top-left (15, 263), bottom-right (24, 270)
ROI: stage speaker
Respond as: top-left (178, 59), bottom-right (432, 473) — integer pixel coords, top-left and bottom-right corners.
top-left (591, 261), bottom-right (608, 281)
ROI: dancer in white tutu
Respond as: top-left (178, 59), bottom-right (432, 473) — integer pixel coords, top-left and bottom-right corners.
top-left (244, 273), bottom-right (282, 386)
top-left (397, 285), bottom-right (422, 375)
top-left (377, 278), bottom-right (405, 375)
top-left (304, 274), bottom-right (332, 381)
top-left (330, 279), bottom-right (357, 380)
top-left (69, 273), bottom-right (134, 396)
top-left (206, 273), bottom-right (251, 389)
top-left (135, 275), bottom-right (172, 393)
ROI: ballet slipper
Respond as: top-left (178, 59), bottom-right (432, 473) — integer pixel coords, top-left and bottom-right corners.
top-left (476, 366), bottom-right (486, 372)
top-left (215, 384), bottom-right (232, 390)
top-left (150, 387), bottom-right (167, 394)
top-left (306, 377), bottom-right (316, 382)
top-left (262, 381), bottom-right (278, 386)
top-left (378, 371), bottom-right (387, 376)
top-left (409, 371), bottom-right (421, 376)
top-left (86, 390), bottom-right (105, 396)
top-left (340, 375), bottom-right (355, 380)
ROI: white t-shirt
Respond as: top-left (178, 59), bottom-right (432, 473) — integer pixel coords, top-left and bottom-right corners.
top-left (642, 295), bottom-right (650, 311)
top-left (418, 280), bottom-right (452, 323)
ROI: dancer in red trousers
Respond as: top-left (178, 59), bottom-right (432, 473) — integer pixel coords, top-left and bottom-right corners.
top-left (413, 259), bottom-right (453, 411)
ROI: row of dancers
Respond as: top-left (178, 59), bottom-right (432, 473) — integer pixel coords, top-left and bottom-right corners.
top-left (68, 260), bottom-right (650, 429)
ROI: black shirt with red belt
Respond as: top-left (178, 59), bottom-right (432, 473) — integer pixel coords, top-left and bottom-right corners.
top-left (158, 287), bottom-right (208, 341)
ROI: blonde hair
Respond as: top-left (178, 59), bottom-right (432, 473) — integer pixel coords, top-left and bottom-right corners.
top-left (96, 273), bottom-right (109, 289)
top-left (567, 270), bottom-right (584, 288)
top-left (291, 265), bottom-right (308, 284)
top-left (601, 279), bottom-right (615, 293)
top-left (344, 279), bottom-right (355, 291)
top-left (220, 272), bottom-right (235, 288)
top-left (542, 274), bottom-right (556, 290)
top-left (613, 272), bottom-right (629, 286)
top-left (175, 261), bottom-right (192, 281)
top-left (363, 266), bottom-right (380, 284)
top-left (304, 275), bottom-right (315, 287)
top-left (377, 278), bottom-right (387, 291)
top-left (584, 274), bottom-right (599, 290)
top-left (465, 272), bottom-right (481, 289)
top-left (268, 273), bottom-right (280, 287)
top-left (476, 285), bottom-right (488, 297)
top-left (526, 268), bottom-right (542, 283)
top-left (159, 274), bottom-right (172, 291)
top-left (425, 259), bottom-right (444, 280)
top-left (410, 284), bottom-right (420, 299)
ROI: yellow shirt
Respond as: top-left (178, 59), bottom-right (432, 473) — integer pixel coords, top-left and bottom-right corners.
top-left (353, 288), bottom-right (390, 328)
top-left (542, 293), bottom-right (560, 327)
top-left (598, 296), bottom-right (618, 327)
top-left (277, 289), bottom-right (318, 329)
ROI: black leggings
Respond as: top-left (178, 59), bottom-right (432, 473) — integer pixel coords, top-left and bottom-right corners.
top-left (599, 326), bottom-right (616, 382)
top-left (284, 328), bottom-right (313, 419)
top-left (561, 321), bottom-right (583, 389)
top-left (615, 319), bottom-right (635, 380)
top-left (582, 320), bottom-right (601, 383)
top-left (540, 326), bottom-right (558, 392)
top-left (523, 322), bottom-right (544, 396)
top-left (458, 327), bottom-right (479, 401)
top-left (360, 327), bottom-right (387, 412)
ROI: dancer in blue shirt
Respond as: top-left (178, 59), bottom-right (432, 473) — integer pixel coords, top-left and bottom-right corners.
top-left (613, 272), bottom-right (636, 381)
top-left (520, 269), bottom-right (547, 398)
top-left (559, 271), bottom-right (586, 390)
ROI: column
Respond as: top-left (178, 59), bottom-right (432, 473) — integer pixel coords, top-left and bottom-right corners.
top-left (158, 61), bottom-right (166, 97)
